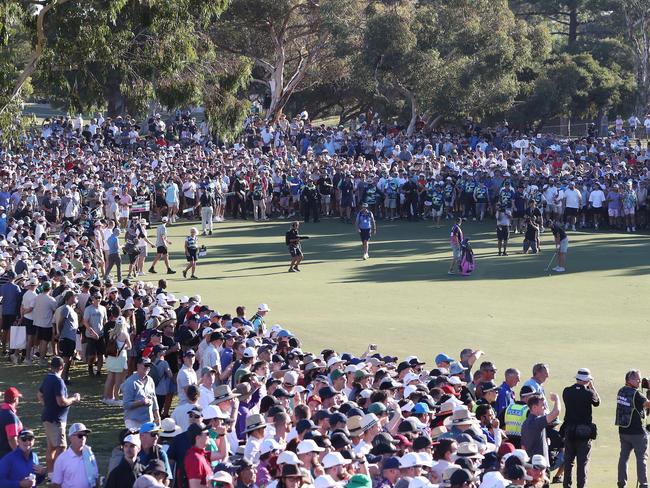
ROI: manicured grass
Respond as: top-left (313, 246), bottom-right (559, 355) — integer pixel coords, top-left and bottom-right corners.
top-left (5, 216), bottom-right (650, 486)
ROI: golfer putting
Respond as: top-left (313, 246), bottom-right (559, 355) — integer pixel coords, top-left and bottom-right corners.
top-left (547, 218), bottom-right (569, 272)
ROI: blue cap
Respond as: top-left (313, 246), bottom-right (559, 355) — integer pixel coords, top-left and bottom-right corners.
top-left (139, 422), bottom-right (161, 434)
top-left (435, 353), bottom-right (455, 364)
top-left (277, 330), bottom-right (292, 338)
top-left (413, 402), bottom-right (431, 414)
top-left (449, 361), bottom-right (467, 376)
top-left (382, 456), bottom-right (401, 470)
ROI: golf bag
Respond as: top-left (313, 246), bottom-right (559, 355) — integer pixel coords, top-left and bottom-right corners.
top-left (459, 239), bottom-right (475, 276)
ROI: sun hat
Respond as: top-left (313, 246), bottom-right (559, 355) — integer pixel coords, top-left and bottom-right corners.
top-left (443, 406), bottom-right (479, 428)
top-left (212, 385), bottom-right (241, 405)
top-left (575, 368), bottom-right (593, 382)
top-left (322, 452), bottom-right (351, 469)
top-left (159, 418), bottom-right (181, 438)
top-left (243, 414), bottom-right (268, 434)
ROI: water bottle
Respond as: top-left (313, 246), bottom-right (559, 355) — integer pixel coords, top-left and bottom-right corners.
top-left (27, 474), bottom-right (36, 486)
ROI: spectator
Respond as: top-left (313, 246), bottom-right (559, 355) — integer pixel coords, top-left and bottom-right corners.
top-left (0, 387), bottom-right (23, 459)
top-left (0, 429), bottom-right (46, 487)
top-left (50, 423), bottom-right (99, 488)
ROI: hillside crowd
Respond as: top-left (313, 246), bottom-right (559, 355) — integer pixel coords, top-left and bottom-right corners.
top-left (0, 109), bottom-right (643, 487)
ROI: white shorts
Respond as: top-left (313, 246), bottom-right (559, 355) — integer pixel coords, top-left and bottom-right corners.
top-left (119, 209), bottom-right (129, 218)
top-left (623, 207), bottom-right (635, 216)
top-left (608, 209), bottom-right (620, 217)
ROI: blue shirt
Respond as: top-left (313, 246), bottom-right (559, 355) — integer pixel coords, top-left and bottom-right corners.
top-left (39, 372), bottom-right (69, 423)
top-left (220, 347), bottom-right (234, 371)
top-left (495, 382), bottom-right (515, 416)
top-left (138, 446), bottom-right (173, 479)
top-left (0, 447), bottom-right (45, 488)
top-left (356, 211), bottom-right (373, 230)
top-left (107, 234), bottom-right (120, 255)
top-left (0, 283), bottom-right (20, 316)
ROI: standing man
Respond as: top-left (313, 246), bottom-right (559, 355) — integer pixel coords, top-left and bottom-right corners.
top-left (563, 181), bottom-right (582, 231)
top-left (123, 356), bottom-right (161, 430)
top-left (562, 368), bottom-right (600, 488)
top-left (51, 423), bottom-right (99, 488)
top-left (82, 293), bottom-right (107, 377)
top-left (521, 393), bottom-right (562, 466)
top-left (0, 387), bottom-right (23, 459)
top-left (548, 218), bottom-right (569, 273)
top-left (148, 217), bottom-right (176, 275)
top-left (0, 271), bottom-right (20, 356)
top-left (104, 227), bottom-right (122, 281)
top-left (495, 368), bottom-right (521, 417)
top-left (32, 281), bottom-right (58, 367)
top-left (356, 203), bottom-right (376, 260)
top-left (56, 291), bottom-right (79, 383)
top-left (105, 433), bottom-right (145, 487)
top-left (285, 221), bottom-right (305, 273)
top-left (448, 217), bottom-right (464, 275)
top-left (495, 204), bottom-right (512, 256)
top-left (37, 357), bottom-right (81, 478)
top-left (616, 369), bottom-right (650, 488)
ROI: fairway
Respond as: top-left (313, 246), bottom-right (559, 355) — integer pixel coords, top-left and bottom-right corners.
top-left (4, 217), bottom-right (650, 486)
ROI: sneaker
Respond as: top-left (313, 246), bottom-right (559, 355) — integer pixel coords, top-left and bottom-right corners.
top-left (112, 399), bottom-right (123, 406)
top-left (555, 267), bottom-right (565, 272)
top-left (572, 225), bottom-right (576, 231)
top-left (182, 269), bottom-right (187, 278)
top-left (447, 271), bottom-right (455, 275)
top-left (209, 230), bottom-right (213, 235)
top-left (552, 266), bottom-right (561, 271)
top-left (137, 271), bottom-right (145, 276)
top-left (23, 358), bottom-right (32, 366)
top-left (502, 252), bottom-right (508, 256)
top-left (101, 398), bottom-right (113, 406)
top-left (627, 227), bottom-right (631, 232)
top-left (362, 254), bottom-right (368, 260)
top-left (167, 269), bottom-right (177, 274)
top-left (148, 267), bottom-right (156, 274)
top-left (10, 354), bottom-right (18, 365)
top-left (288, 267), bottom-right (296, 273)
top-left (191, 275), bottom-right (198, 280)
top-left (632, 226), bottom-right (637, 232)
top-left (294, 266), bottom-right (301, 272)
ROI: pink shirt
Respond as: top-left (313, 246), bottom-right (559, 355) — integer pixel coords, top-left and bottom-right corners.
top-left (51, 447), bottom-right (92, 488)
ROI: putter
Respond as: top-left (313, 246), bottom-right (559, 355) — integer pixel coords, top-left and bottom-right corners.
top-left (545, 252), bottom-right (557, 275)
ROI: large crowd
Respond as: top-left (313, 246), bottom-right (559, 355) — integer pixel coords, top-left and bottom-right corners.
top-left (0, 109), bottom-right (647, 488)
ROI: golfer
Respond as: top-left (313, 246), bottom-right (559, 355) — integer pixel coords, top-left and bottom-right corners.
top-left (548, 219), bottom-right (568, 272)
top-left (182, 227), bottom-right (199, 280)
top-left (148, 217), bottom-right (176, 275)
top-left (285, 221), bottom-right (304, 273)
top-left (448, 217), bottom-right (464, 274)
top-left (496, 205), bottom-right (511, 256)
top-left (356, 203), bottom-right (376, 260)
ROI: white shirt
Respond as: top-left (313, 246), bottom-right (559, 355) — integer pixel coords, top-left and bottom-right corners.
top-left (198, 384), bottom-right (215, 411)
top-left (176, 365), bottom-right (197, 405)
top-left (589, 189), bottom-right (606, 208)
top-left (201, 344), bottom-right (220, 371)
top-left (171, 402), bottom-right (199, 432)
top-left (22, 289), bottom-right (37, 320)
top-left (564, 188), bottom-right (582, 208)
top-left (244, 436), bottom-right (263, 464)
top-left (479, 471), bottom-right (509, 488)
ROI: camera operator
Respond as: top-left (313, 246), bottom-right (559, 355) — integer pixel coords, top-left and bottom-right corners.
top-left (616, 369), bottom-right (650, 488)
top-left (561, 368), bottom-right (600, 488)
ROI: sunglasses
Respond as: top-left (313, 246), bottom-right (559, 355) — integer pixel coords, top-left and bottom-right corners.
top-left (76, 433), bottom-right (88, 439)
top-left (19, 436), bottom-right (35, 441)
top-left (189, 413), bottom-right (202, 419)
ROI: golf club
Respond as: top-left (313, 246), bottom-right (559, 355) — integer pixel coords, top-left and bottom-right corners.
top-left (544, 252), bottom-right (557, 275)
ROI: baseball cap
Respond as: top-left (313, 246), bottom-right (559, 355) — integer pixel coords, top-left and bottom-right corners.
top-left (68, 423), bottom-right (92, 437)
top-left (18, 429), bottom-right (35, 440)
top-left (139, 422), bottom-right (161, 434)
top-left (435, 353), bottom-right (455, 364)
top-left (4, 387), bottom-right (22, 402)
top-left (506, 464), bottom-right (532, 481)
top-left (123, 434), bottom-right (141, 447)
top-left (449, 469), bottom-right (476, 486)
top-left (520, 385), bottom-right (536, 399)
top-left (243, 347), bottom-right (257, 358)
top-left (382, 456), bottom-right (401, 470)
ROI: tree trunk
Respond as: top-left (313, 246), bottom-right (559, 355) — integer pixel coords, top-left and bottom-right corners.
top-left (0, 0), bottom-right (71, 117)
top-left (105, 82), bottom-right (128, 117)
top-left (567, 6), bottom-right (578, 51)
top-left (403, 89), bottom-right (417, 136)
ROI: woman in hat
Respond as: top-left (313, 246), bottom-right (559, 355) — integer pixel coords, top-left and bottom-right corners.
top-left (276, 463), bottom-right (305, 488)
top-left (103, 315), bottom-right (131, 405)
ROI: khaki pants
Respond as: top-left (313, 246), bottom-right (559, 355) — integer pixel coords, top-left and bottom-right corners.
top-left (201, 207), bottom-right (213, 233)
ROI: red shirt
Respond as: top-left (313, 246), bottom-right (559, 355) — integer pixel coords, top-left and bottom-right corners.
top-left (184, 446), bottom-right (212, 484)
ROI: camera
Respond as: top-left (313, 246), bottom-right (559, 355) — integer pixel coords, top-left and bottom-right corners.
top-left (642, 378), bottom-right (650, 390)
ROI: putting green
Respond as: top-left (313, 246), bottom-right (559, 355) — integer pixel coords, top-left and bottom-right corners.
top-left (5, 218), bottom-right (650, 485)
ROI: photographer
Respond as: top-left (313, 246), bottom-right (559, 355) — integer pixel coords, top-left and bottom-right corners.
top-left (615, 370), bottom-right (650, 488)
top-left (561, 368), bottom-right (600, 488)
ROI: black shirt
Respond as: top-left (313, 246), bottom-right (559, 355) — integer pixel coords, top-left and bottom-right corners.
top-left (620, 390), bottom-right (647, 435)
top-left (562, 383), bottom-right (599, 425)
top-left (105, 456), bottom-right (145, 488)
top-left (551, 223), bottom-right (567, 241)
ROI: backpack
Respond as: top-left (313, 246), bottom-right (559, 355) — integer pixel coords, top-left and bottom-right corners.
top-left (105, 337), bottom-right (124, 357)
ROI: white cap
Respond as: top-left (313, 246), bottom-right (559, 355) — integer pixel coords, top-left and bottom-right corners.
top-left (402, 372), bottom-right (420, 385)
top-left (284, 370), bottom-right (299, 386)
top-left (68, 423), bottom-right (91, 437)
top-left (326, 356), bottom-right (344, 368)
top-left (260, 438), bottom-right (282, 455)
top-left (243, 347), bottom-right (256, 358)
top-left (202, 327), bottom-right (214, 338)
top-left (314, 475), bottom-right (343, 488)
top-left (512, 449), bottom-right (530, 463)
top-left (203, 405), bottom-right (229, 421)
top-left (399, 452), bottom-right (423, 468)
top-left (277, 450), bottom-right (302, 466)
top-left (531, 454), bottom-right (549, 468)
top-left (344, 364), bottom-right (359, 374)
top-left (258, 303), bottom-right (270, 312)
top-left (150, 306), bottom-right (163, 317)
top-left (297, 439), bottom-right (325, 454)
top-left (403, 385), bottom-right (418, 398)
top-left (322, 452), bottom-right (351, 469)
top-left (180, 296), bottom-right (189, 303)
top-left (123, 434), bottom-right (141, 447)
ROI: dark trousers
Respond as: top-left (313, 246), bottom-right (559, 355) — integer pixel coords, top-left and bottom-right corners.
top-left (303, 202), bottom-right (319, 222)
top-left (564, 437), bottom-right (592, 488)
top-left (618, 433), bottom-right (649, 488)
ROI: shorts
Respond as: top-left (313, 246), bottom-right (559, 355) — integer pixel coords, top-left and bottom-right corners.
top-left (320, 194), bottom-right (331, 204)
top-left (43, 421), bottom-right (66, 448)
top-left (157, 246), bottom-right (168, 255)
top-left (187, 248), bottom-right (198, 262)
top-left (497, 226), bottom-right (509, 241)
top-left (1, 315), bottom-right (16, 331)
top-left (558, 237), bottom-right (569, 253)
top-left (86, 337), bottom-right (106, 356)
top-left (119, 209), bottom-right (130, 218)
top-left (451, 245), bottom-right (461, 260)
top-left (166, 200), bottom-right (178, 209)
top-left (513, 210), bottom-right (524, 219)
top-left (341, 197), bottom-right (353, 208)
top-left (23, 318), bottom-right (37, 336)
top-left (289, 245), bottom-right (303, 257)
top-left (432, 207), bottom-right (443, 218)
top-left (565, 207), bottom-right (578, 217)
top-left (624, 207), bottom-right (635, 216)
top-left (36, 327), bottom-right (53, 342)
top-left (128, 251), bottom-right (139, 264)
top-left (359, 228), bottom-right (371, 242)
top-left (139, 246), bottom-right (148, 257)
top-left (608, 208), bottom-right (620, 217)
top-left (59, 338), bottom-right (76, 358)
top-left (386, 198), bottom-right (397, 209)
top-left (550, 205), bottom-right (562, 214)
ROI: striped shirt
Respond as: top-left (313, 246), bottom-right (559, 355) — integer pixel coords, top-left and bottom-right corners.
top-left (186, 235), bottom-right (198, 249)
